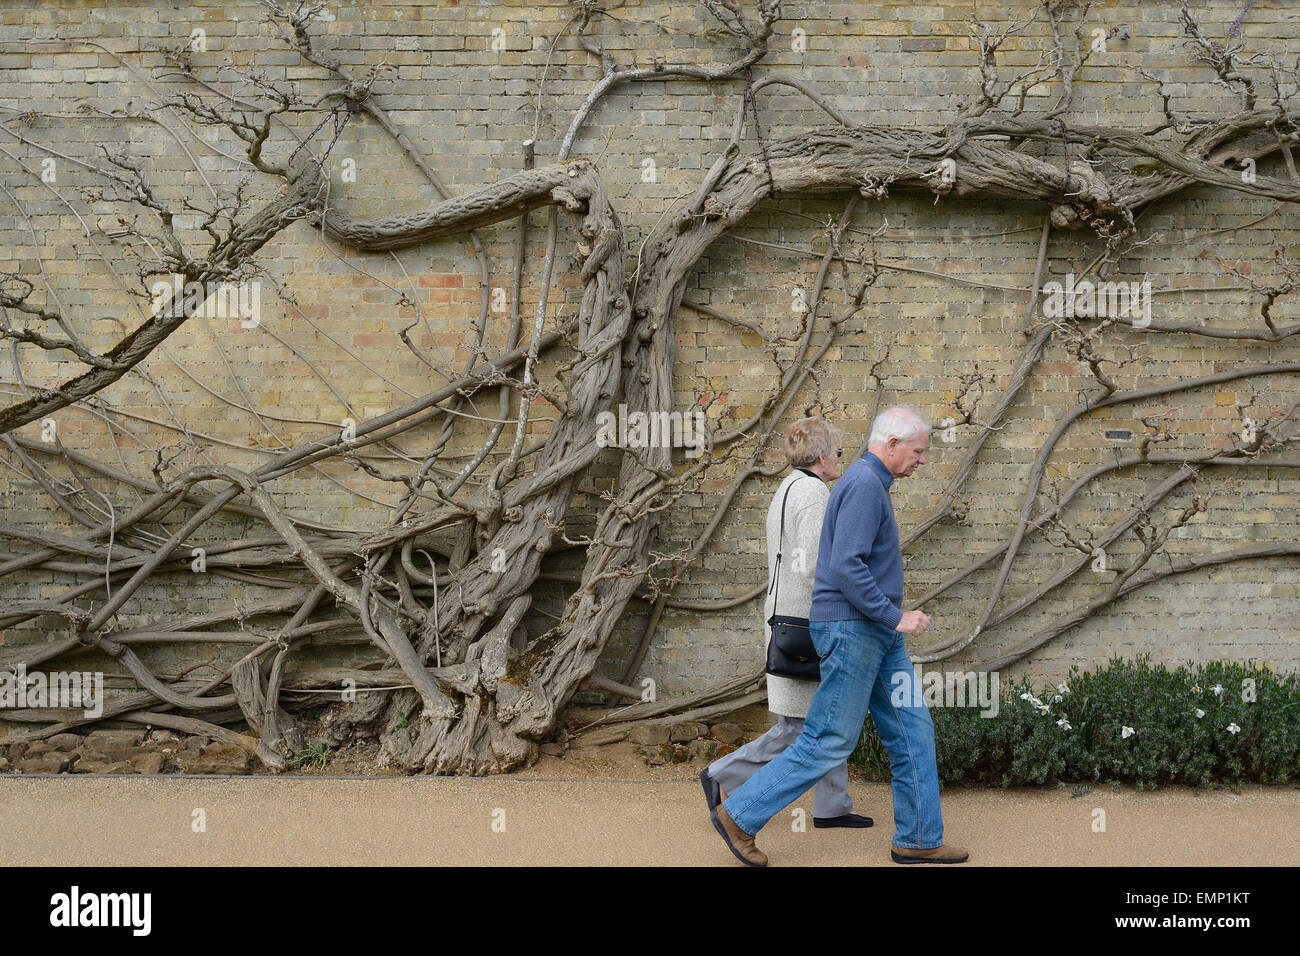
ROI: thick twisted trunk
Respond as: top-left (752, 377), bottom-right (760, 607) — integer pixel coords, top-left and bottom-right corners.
top-left (317, 161), bottom-right (637, 771)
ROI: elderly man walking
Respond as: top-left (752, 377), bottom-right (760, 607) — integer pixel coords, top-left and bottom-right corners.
top-left (709, 406), bottom-right (969, 866)
top-left (699, 416), bottom-right (873, 831)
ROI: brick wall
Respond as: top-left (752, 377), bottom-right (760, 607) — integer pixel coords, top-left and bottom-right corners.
top-left (0, 0), bottom-right (1296, 711)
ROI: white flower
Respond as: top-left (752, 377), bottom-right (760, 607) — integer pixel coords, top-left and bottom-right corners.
top-left (1121, 726), bottom-right (1135, 739)
top-left (1191, 684), bottom-right (1202, 694)
top-left (1051, 694), bottom-right (1062, 703)
top-left (1056, 718), bottom-right (1072, 731)
top-left (1227, 722), bottom-right (1241, 734)
top-left (1057, 683), bottom-right (1070, 696)
top-left (1211, 684), bottom-right (1224, 697)
top-left (1037, 703), bottom-right (1050, 715)
top-left (1195, 709), bottom-right (1206, 719)
top-left (1019, 692), bottom-right (1031, 701)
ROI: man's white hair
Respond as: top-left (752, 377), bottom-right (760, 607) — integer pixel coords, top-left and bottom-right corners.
top-left (868, 405), bottom-right (930, 446)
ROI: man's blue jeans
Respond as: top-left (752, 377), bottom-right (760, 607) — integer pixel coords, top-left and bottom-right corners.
top-left (722, 617), bottom-right (944, 849)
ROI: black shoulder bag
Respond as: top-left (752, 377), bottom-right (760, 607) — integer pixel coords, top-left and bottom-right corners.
top-left (765, 475), bottom-right (820, 681)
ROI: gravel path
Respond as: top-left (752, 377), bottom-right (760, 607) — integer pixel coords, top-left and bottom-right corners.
top-left (2, 774), bottom-right (1295, 866)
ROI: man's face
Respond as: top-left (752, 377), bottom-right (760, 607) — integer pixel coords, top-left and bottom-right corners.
top-left (883, 431), bottom-right (928, 478)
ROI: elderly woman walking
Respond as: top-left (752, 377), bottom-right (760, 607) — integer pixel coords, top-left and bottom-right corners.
top-left (698, 416), bottom-right (873, 830)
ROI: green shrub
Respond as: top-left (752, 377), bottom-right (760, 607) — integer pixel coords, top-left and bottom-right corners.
top-left (850, 656), bottom-right (1299, 788)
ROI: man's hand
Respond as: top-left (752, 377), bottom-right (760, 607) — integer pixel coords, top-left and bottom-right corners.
top-left (896, 609), bottom-right (931, 636)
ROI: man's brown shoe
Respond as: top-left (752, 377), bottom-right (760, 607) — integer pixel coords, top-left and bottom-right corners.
top-left (891, 843), bottom-right (969, 864)
top-left (711, 804), bottom-right (768, 867)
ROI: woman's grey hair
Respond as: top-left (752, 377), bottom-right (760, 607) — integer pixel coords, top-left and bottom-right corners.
top-left (782, 416), bottom-right (840, 468)
top-left (868, 405), bottom-right (930, 446)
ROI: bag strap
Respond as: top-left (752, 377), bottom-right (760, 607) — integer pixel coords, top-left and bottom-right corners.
top-left (768, 472), bottom-right (815, 615)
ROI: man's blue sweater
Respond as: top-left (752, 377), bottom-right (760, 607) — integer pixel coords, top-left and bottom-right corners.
top-left (809, 452), bottom-right (904, 629)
